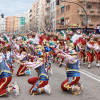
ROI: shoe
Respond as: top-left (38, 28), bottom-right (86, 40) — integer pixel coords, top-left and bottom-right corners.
top-left (50, 69), bottom-right (53, 75)
top-left (48, 69), bottom-right (53, 75)
top-left (59, 64), bottom-right (62, 67)
top-left (44, 84), bottom-right (51, 94)
top-left (53, 60), bottom-right (55, 63)
top-left (25, 69), bottom-right (31, 75)
top-left (77, 83), bottom-right (83, 91)
top-left (83, 62), bottom-right (86, 64)
top-left (96, 63), bottom-right (99, 67)
top-left (88, 64), bottom-right (91, 69)
top-left (72, 85), bottom-right (81, 95)
top-left (12, 82), bottom-right (20, 96)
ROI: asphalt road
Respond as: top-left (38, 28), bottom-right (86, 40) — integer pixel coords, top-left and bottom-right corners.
top-left (1, 61), bottom-right (100, 100)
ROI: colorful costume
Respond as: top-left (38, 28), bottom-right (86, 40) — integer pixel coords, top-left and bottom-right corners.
top-left (80, 38), bottom-right (86, 63)
top-left (86, 41), bottom-right (94, 68)
top-left (16, 51), bottom-right (30, 76)
top-left (24, 59), bottom-right (49, 95)
top-left (94, 40), bottom-right (100, 67)
top-left (61, 54), bottom-right (82, 95)
top-left (0, 53), bottom-right (12, 96)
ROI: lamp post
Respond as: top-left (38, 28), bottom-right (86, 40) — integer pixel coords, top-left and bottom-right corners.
top-left (60, 0), bottom-right (88, 34)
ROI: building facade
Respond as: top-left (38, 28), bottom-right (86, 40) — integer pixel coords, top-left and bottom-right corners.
top-left (50, 0), bottom-right (56, 31)
top-left (16, 14), bottom-right (25, 33)
top-left (56, 0), bottom-right (100, 31)
top-left (13, 16), bottom-right (18, 33)
top-left (25, 10), bottom-right (30, 31)
top-left (37, 0), bottom-right (46, 32)
top-left (6, 16), bottom-right (14, 33)
top-left (0, 17), bottom-right (6, 34)
top-left (32, 1), bottom-right (39, 31)
top-left (45, 0), bottom-right (51, 31)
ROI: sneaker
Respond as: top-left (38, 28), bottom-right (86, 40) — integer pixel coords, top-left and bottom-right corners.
top-left (48, 69), bottom-right (53, 75)
top-left (50, 69), bottom-right (53, 75)
top-left (96, 63), bottom-right (99, 67)
top-left (72, 86), bottom-right (81, 95)
top-left (59, 64), bottom-right (62, 67)
top-left (25, 69), bottom-right (31, 75)
top-left (44, 84), bottom-right (51, 94)
top-left (88, 64), bottom-right (91, 69)
top-left (77, 83), bottom-right (83, 91)
top-left (12, 82), bottom-right (20, 96)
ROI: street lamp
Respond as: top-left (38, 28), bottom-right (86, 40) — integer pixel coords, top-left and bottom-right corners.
top-left (60, 0), bottom-right (88, 34)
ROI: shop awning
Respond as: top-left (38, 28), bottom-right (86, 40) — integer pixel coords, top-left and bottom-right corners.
top-left (61, 5), bottom-right (65, 8)
top-left (61, 17), bottom-right (64, 20)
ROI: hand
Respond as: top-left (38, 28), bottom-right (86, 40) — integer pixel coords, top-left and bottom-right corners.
top-left (16, 60), bottom-right (20, 64)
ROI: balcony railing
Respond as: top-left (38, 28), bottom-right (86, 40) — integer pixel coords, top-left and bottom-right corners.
top-left (45, 12), bottom-right (50, 16)
top-left (45, 3), bottom-right (50, 9)
top-left (79, 0), bottom-right (100, 3)
top-left (78, 9), bottom-right (100, 16)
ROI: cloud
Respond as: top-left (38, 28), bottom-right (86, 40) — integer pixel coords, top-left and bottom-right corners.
top-left (0, 0), bottom-right (38, 16)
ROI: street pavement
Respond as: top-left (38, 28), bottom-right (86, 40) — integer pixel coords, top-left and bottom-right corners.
top-left (0, 61), bottom-right (100, 100)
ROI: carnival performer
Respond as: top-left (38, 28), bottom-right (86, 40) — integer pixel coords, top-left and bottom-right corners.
top-left (4, 43), bottom-right (14, 75)
top-left (86, 38), bottom-right (94, 68)
top-left (16, 51), bottom-right (51, 96)
top-left (14, 45), bottom-right (31, 76)
top-left (0, 43), bottom-right (20, 96)
top-left (57, 32), bottom-right (65, 67)
top-left (54, 48), bottom-right (82, 95)
top-left (94, 36), bottom-right (100, 67)
top-left (79, 36), bottom-right (86, 64)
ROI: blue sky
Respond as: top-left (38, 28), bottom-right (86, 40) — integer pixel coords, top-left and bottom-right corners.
top-left (0, 0), bottom-right (38, 16)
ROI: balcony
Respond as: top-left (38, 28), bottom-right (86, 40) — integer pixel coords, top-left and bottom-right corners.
top-left (45, 12), bottom-right (50, 16)
top-left (79, 0), bottom-right (100, 3)
top-left (45, 3), bottom-right (50, 10)
top-left (78, 9), bottom-right (100, 16)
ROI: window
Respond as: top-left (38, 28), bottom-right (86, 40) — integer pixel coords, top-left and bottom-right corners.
top-left (87, 5), bottom-right (92, 9)
top-left (51, 3), bottom-right (52, 10)
top-left (61, 7), bottom-right (65, 13)
top-left (66, 5), bottom-right (70, 11)
top-left (46, 0), bottom-right (50, 3)
top-left (54, 21), bottom-right (55, 28)
top-left (66, 18), bottom-right (69, 25)
top-left (57, 10), bottom-right (59, 15)
top-left (61, 18), bottom-right (64, 25)
top-left (53, 2), bottom-right (54, 9)
top-left (56, 0), bottom-right (60, 5)
top-left (88, 18), bottom-right (91, 23)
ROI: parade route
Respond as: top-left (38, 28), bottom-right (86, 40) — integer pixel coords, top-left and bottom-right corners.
top-left (80, 69), bottom-right (100, 83)
top-left (0, 0), bottom-right (100, 100)
top-left (1, 62), bottom-right (100, 100)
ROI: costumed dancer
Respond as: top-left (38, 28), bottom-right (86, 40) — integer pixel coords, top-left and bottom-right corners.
top-left (4, 43), bottom-right (14, 75)
top-left (44, 44), bottom-right (53, 75)
top-left (0, 43), bottom-right (20, 96)
top-left (71, 33), bottom-right (82, 63)
top-left (86, 38), bottom-right (94, 68)
top-left (16, 50), bottom-right (51, 95)
top-left (14, 44), bottom-right (31, 76)
top-left (57, 32), bottom-right (65, 67)
top-left (79, 36), bottom-right (86, 64)
top-left (56, 48), bottom-right (83, 95)
top-left (94, 36), bottom-right (100, 67)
